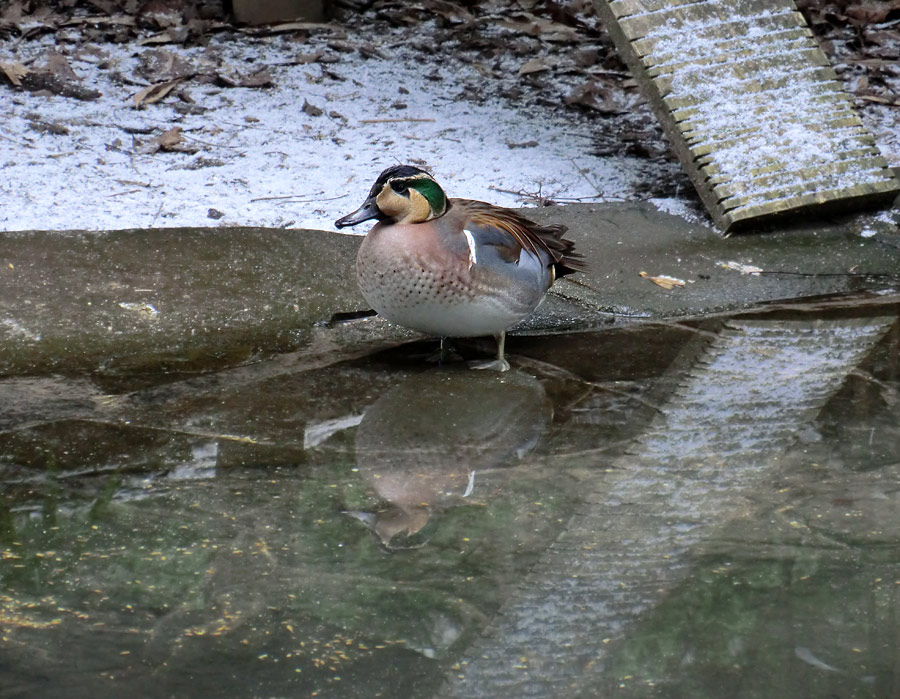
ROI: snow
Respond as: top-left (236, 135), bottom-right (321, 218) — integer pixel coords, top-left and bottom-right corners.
top-left (1, 6), bottom-right (896, 236)
top-left (0, 30), bottom-right (649, 234)
top-left (634, 1), bottom-right (898, 214)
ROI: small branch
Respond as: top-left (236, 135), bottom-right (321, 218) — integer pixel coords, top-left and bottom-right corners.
top-left (857, 94), bottom-right (900, 107)
top-left (250, 193), bottom-right (348, 204)
top-left (359, 117), bottom-right (436, 124)
top-left (570, 157), bottom-right (601, 195)
top-left (250, 194), bottom-right (307, 202)
top-left (757, 270), bottom-right (899, 279)
top-left (0, 132), bottom-right (35, 148)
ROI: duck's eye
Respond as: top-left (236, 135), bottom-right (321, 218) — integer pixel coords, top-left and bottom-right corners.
top-left (390, 180), bottom-right (409, 195)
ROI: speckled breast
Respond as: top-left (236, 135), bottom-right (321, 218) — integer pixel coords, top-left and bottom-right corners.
top-left (356, 223), bottom-right (547, 338)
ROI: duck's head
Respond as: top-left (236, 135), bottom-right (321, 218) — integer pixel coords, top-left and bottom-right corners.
top-left (335, 165), bottom-right (449, 229)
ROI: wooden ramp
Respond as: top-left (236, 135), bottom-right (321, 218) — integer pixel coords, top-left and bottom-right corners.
top-left (594, 0), bottom-right (900, 232)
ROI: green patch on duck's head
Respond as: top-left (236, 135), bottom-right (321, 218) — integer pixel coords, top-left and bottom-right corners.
top-left (388, 172), bottom-right (448, 218)
top-left (334, 165), bottom-right (449, 229)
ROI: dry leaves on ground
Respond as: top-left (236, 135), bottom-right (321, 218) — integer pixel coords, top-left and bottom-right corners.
top-left (640, 271), bottom-right (687, 289)
top-left (138, 126), bottom-right (200, 154)
top-left (132, 77), bottom-right (185, 108)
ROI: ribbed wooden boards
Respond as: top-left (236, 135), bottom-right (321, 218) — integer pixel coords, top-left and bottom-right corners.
top-left (594, 0), bottom-right (900, 232)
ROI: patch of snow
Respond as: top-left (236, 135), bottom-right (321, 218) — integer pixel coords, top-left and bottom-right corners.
top-left (0, 31), bottom-right (652, 233)
top-left (648, 196), bottom-right (709, 226)
top-left (633, 1), bottom-right (898, 212)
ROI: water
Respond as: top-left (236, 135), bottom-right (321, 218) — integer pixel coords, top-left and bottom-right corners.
top-left (1, 299), bottom-right (899, 698)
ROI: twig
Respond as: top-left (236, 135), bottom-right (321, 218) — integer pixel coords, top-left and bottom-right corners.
top-left (757, 270), bottom-right (899, 279)
top-left (857, 95), bottom-right (900, 107)
top-left (276, 194), bottom-right (349, 205)
top-left (250, 193), bottom-right (348, 203)
top-left (107, 189), bottom-right (143, 198)
top-left (570, 157), bottom-right (601, 195)
top-left (114, 179), bottom-right (151, 187)
top-left (488, 185), bottom-right (602, 203)
top-left (359, 117), bottom-right (436, 124)
top-left (179, 133), bottom-right (245, 150)
top-left (0, 132), bottom-right (35, 149)
top-left (488, 184), bottom-right (565, 206)
top-left (251, 194), bottom-right (306, 202)
top-left (150, 200), bottom-right (165, 226)
top-left (489, 186), bottom-right (532, 197)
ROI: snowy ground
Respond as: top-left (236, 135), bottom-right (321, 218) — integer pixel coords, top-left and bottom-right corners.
top-left (3, 25), bottom-right (677, 233)
top-left (1, 5), bottom-right (897, 234)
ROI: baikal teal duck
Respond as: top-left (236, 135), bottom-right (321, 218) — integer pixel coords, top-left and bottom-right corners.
top-left (335, 165), bottom-right (584, 371)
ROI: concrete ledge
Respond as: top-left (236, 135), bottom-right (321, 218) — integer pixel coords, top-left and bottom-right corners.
top-left (2, 202), bottom-right (898, 376)
top-left (0, 227), bottom-right (362, 376)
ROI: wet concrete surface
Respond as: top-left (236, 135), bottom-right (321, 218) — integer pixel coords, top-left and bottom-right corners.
top-left (2, 201), bottom-right (898, 376)
top-left (2, 206), bottom-right (900, 698)
top-left (1, 299), bottom-right (899, 698)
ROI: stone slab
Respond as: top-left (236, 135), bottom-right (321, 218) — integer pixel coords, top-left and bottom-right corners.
top-left (1, 202), bottom-right (899, 376)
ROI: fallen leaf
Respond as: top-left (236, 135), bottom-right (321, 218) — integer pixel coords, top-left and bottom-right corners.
top-left (157, 126), bottom-right (184, 149)
top-left (565, 81), bottom-right (622, 113)
top-left (27, 118), bottom-right (69, 136)
top-left (358, 43), bottom-right (389, 60)
top-left (43, 52), bottom-right (79, 82)
top-left (518, 58), bottom-right (551, 76)
top-left (138, 126), bottom-right (199, 154)
top-left (239, 68), bottom-right (273, 88)
top-left (135, 48), bottom-right (194, 83)
top-left (302, 99), bottom-right (324, 117)
top-left (86, 0), bottom-right (117, 13)
top-left (500, 13), bottom-right (581, 42)
top-left (241, 21), bottom-right (334, 35)
top-left (159, 126), bottom-right (199, 153)
top-left (640, 271), bottom-right (686, 289)
top-left (858, 94), bottom-right (900, 106)
top-left (844, 3), bottom-right (900, 24)
top-left (216, 68), bottom-right (273, 88)
top-left (0, 61), bottom-right (28, 86)
top-left (132, 77), bottom-right (184, 108)
top-left (295, 51), bottom-right (325, 64)
top-left (423, 0), bottom-right (474, 23)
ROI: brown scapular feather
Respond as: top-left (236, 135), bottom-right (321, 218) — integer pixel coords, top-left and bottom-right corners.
top-left (455, 199), bottom-right (586, 278)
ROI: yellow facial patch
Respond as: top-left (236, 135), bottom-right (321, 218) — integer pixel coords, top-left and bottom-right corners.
top-left (375, 181), bottom-right (434, 224)
top-left (375, 183), bottom-right (407, 219)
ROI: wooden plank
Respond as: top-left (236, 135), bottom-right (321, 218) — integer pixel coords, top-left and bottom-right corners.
top-left (723, 179), bottom-right (900, 226)
top-left (671, 87), bottom-right (854, 122)
top-left (646, 32), bottom-right (813, 78)
top-left (705, 147), bottom-right (882, 182)
top-left (620, 0), bottom-right (797, 40)
top-left (685, 116), bottom-right (867, 151)
top-left (631, 11), bottom-right (805, 55)
top-left (713, 160), bottom-right (891, 201)
top-left (718, 171), bottom-right (893, 210)
top-left (594, 0), bottom-right (900, 232)
top-left (608, 0), bottom-right (704, 19)
top-left (653, 48), bottom-right (832, 95)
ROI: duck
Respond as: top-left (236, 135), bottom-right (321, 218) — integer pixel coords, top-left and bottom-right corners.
top-left (335, 165), bottom-right (583, 371)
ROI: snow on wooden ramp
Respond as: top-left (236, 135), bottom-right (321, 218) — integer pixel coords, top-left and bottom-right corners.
top-left (594, 0), bottom-right (900, 232)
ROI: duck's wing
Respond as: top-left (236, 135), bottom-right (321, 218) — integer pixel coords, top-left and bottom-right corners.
top-left (452, 199), bottom-right (585, 277)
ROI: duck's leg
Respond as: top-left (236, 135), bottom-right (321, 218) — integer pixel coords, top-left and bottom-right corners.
top-left (420, 336), bottom-right (461, 364)
top-left (439, 337), bottom-right (453, 363)
top-left (470, 331), bottom-right (511, 372)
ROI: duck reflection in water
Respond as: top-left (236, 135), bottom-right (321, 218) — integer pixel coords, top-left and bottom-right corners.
top-left (351, 369), bottom-right (550, 550)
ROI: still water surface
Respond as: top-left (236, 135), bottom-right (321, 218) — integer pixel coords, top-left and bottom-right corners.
top-left (2, 299), bottom-right (899, 698)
